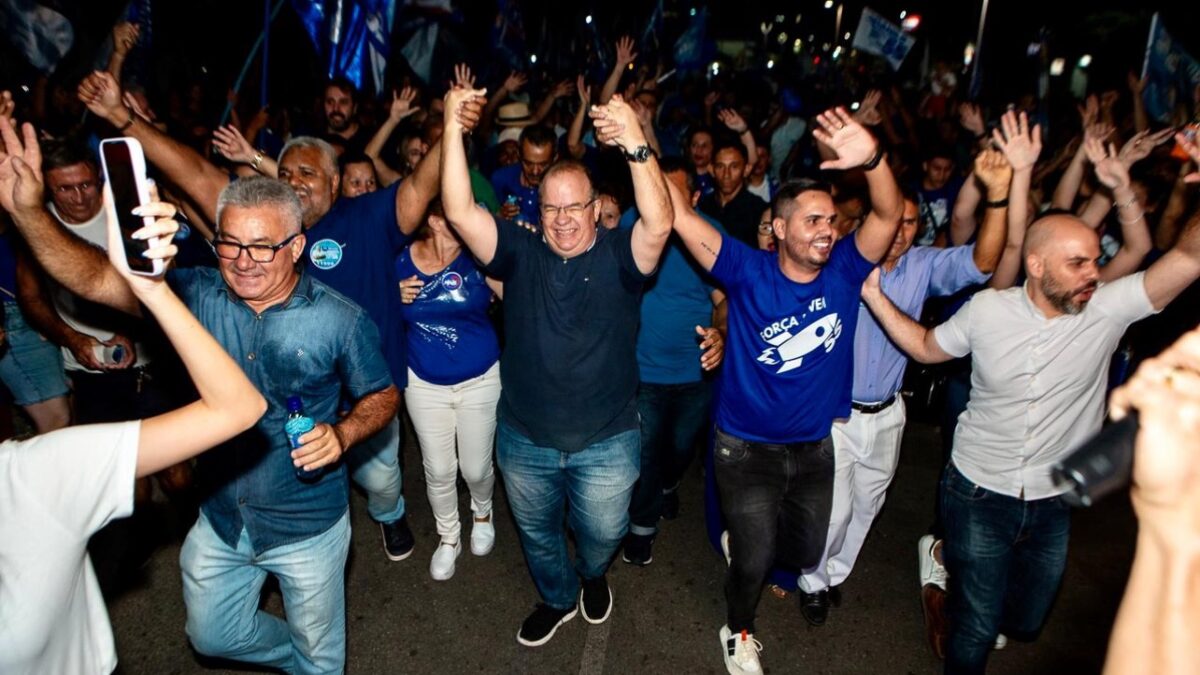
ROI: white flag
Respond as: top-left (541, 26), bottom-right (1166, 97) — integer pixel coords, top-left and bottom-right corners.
top-left (852, 7), bottom-right (915, 71)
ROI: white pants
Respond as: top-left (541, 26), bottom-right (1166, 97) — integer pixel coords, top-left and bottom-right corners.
top-left (406, 362), bottom-right (501, 543)
top-left (799, 397), bottom-right (906, 592)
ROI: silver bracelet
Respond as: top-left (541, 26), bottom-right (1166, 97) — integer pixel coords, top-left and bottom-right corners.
top-left (1114, 196), bottom-right (1137, 210)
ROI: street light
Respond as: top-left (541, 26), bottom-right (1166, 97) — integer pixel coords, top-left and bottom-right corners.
top-left (585, 15), bottom-right (592, 24)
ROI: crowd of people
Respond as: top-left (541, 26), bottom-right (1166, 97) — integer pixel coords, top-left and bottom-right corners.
top-left (1, 17), bottom-right (1199, 675)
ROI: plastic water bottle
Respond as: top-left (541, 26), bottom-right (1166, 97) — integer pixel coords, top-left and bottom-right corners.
top-left (285, 396), bottom-right (321, 482)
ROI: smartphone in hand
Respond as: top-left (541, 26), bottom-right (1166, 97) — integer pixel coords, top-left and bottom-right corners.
top-left (99, 138), bottom-right (164, 276)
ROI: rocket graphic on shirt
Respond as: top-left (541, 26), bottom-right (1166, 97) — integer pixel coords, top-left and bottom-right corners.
top-left (756, 312), bottom-right (842, 374)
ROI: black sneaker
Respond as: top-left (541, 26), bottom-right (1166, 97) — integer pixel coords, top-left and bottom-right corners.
top-left (580, 575), bottom-right (613, 624)
top-left (800, 589), bottom-right (830, 626)
top-left (380, 516), bottom-right (415, 561)
top-left (829, 585), bottom-right (842, 608)
top-left (621, 533), bottom-right (654, 567)
top-left (661, 490), bottom-right (680, 520)
top-left (517, 603), bottom-right (578, 647)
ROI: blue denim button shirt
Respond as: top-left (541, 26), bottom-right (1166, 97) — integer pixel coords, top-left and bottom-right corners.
top-left (169, 268), bottom-right (392, 554)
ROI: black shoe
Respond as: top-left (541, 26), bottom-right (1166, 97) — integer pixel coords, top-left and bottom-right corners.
top-left (380, 516), bottom-right (415, 561)
top-left (621, 533), bottom-right (654, 567)
top-left (800, 589), bottom-right (830, 626)
top-left (517, 603), bottom-right (578, 647)
top-left (661, 490), bottom-right (680, 520)
top-left (829, 585), bottom-right (842, 608)
top-left (579, 575), bottom-right (613, 624)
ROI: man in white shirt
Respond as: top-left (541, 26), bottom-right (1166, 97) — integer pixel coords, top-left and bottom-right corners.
top-left (861, 213), bottom-right (1200, 673)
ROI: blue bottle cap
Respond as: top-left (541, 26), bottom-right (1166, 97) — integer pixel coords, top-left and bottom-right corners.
top-left (286, 396), bottom-right (302, 413)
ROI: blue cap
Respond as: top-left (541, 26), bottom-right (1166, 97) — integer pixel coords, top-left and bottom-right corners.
top-left (286, 396), bottom-right (302, 413)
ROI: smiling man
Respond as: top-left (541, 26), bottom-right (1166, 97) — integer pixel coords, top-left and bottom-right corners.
top-left (668, 108), bottom-right (902, 675)
top-left (442, 88), bottom-right (672, 648)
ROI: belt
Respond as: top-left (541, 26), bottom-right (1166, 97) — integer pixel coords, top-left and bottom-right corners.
top-left (851, 395), bottom-right (897, 415)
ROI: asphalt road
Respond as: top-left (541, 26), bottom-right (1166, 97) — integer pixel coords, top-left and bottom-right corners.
top-left (106, 420), bottom-right (1135, 674)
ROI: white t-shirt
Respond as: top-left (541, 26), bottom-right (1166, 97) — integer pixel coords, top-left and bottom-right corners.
top-left (0, 421), bottom-right (140, 675)
top-left (45, 204), bottom-right (150, 372)
top-left (934, 273), bottom-right (1155, 499)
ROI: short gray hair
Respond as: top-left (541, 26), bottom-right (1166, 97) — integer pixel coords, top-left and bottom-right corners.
top-left (216, 177), bottom-right (304, 235)
top-left (279, 136), bottom-right (338, 177)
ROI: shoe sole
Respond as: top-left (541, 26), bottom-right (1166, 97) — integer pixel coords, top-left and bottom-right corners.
top-left (620, 552), bottom-right (653, 567)
top-left (921, 584), bottom-right (949, 660)
top-left (517, 607), bottom-right (578, 647)
top-left (470, 541), bottom-right (494, 556)
top-left (580, 586), bottom-right (613, 624)
top-left (430, 545), bottom-right (462, 581)
top-left (719, 626), bottom-right (757, 675)
top-left (381, 530), bottom-right (414, 562)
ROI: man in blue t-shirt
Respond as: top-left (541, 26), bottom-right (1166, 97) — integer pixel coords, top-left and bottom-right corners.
top-left (669, 108), bottom-right (903, 675)
top-left (77, 70), bottom-right (446, 562)
top-left (443, 88), bottom-right (673, 649)
top-left (491, 125), bottom-right (556, 229)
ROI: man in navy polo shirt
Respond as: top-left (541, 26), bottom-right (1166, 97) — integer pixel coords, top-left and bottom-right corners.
top-left (78, 70), bottom-right (444, 561)
top-left (669, 108), bottom-right (903, 675)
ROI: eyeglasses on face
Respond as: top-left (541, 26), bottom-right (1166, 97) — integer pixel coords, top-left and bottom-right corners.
top-left (209, 233), bottom-right (300, 263)
top-left (540, 199), bottom-right (596, 220)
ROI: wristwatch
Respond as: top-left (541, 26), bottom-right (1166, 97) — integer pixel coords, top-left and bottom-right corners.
top-left (624, 144), bottom-right (654, 163)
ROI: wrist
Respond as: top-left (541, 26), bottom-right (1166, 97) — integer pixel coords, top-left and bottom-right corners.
top-left (861, 145), bottom-right (885, 171)
top-left (986, 188), bottom-right (1010, 201)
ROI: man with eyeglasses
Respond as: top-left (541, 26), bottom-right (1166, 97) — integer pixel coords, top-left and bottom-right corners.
top-left (667, 108), bottom-right (903, 675)
top-left (443, 88), bottom-right (673, 647)
top-left (491, 124), bottom-right (556, 229)
top-left (0, 119), bottom-right (397, 671)
top-left (78, 70), bottom-right (444, 563)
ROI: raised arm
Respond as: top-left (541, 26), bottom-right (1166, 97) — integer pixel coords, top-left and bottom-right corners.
top-left (0, 118), bottom-right (139, 315)
top-left (969, 149), bottom-right (1013, 274)
top-left (364, 86), bottom-right (420, 187)
top-left (601, 37), bottom-right (638, 105)
top-left (1052, 119), bottom-right (1111, 210)
top-left (566, 75), bottom-right (591, 160)
top-left (990, 109), bottom-right (1042, 289)
top-left (212, 124), bottom-right (278, 178)
top-left (814, 107), bottom-right (903, 263)
top-left (78, 71), bottom-right (229, 222)
top-left (591, 95), bottom-right (672, 274)
top-left (1085, 138), bottom-right (1152, 282)
top-left (666, 175), bottom-right (722, 273)
top-left (479, 71), bottom-right (526, 140)
top-left (860, 268), bottom-right (955, 364)
top-left (949, 173), bottom-right (981, 246)
top-left (442, 87), bottom-right (499, 264)
top-left (532, 79), bottom-right (573, 125)
top-left (1128, 72), bottom-right (1150, 133)
top-left (396, 135), bottom-right (441, 236)
top-left (1143, 213), bottom-right (1200, 311)
top-left (718, 109), bottom-right (758, 173)
top-left (106, 21), bottom-right (140, 80)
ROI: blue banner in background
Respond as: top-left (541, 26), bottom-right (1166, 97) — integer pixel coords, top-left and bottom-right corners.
top-left (1142, 13), bottom-right (1200, 124)
top-left (293, 0), bottom-right (394, 94)
top-left (673, 6), bottom-right (709, 72)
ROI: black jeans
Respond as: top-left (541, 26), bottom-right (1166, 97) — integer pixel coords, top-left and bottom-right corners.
top-left (628, 380), bottom-right (713, 535)
top-left (714, 427), bottom-right (835, 633)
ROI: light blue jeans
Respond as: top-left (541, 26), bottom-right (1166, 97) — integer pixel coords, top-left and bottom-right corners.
top-left (181, 510), bottom-right (351, 675)
top-left (345, 415), bottom-right (406, 523)
top-left (497, 421), bottom-right (640, 610)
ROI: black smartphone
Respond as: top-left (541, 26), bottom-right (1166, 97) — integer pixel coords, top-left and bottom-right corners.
top-left (99, 138), bottom-right (163, 275)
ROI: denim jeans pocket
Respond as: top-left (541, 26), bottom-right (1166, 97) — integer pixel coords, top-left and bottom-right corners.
top-left (714, 429), bottom-right (751, 465)
top-left (943, 463), bottom-right (988, 502)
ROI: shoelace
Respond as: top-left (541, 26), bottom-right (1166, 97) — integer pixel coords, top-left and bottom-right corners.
top-left (733, 630), bottom-right (764, 665)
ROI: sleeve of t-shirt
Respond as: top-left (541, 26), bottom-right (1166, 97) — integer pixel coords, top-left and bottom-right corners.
top-left (709, 233), bottom-right (757, 291)
top-left (1092, 271), bottom-right (1158, 328)
top-left (925, 245), bottom-right (990, 296)
top-left (611, 226), bottom-right (653, 288)
top-left (932, 295), bottom-right (975, 358)
top-left (335, 181), bottom-right (408, 254)
top-left (338, 310), bottom-right (394, 400)
top-left (14, 421), bottom-right (140, 536)
top-left (480, 219), bottom-right (532, 280)
top-left (832, 235), bottom-right (877, 285)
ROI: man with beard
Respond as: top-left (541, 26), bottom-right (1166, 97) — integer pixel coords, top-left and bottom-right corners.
top-left (668, 108), bottom-right (903, 675)
top-left (859, 212), bottom-right (1200, 673)
top-left (78, 70), bottom-right (439, 562)
top-left (322, 77), bottom-right (370, 154)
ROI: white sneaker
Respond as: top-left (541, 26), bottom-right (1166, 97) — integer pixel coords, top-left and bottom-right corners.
top-left (993, 633), bottom-right (1008, 650)
top-left (430, 540), bottom-right (462, 581)
top-left (719, 624), bottom-right (762, 674)
top-left (918, 535), bottom-right (948, 591)
top-left (471, 514), bottom-right (495, 556)
top-left (720, 530), bottom-right (732, 566)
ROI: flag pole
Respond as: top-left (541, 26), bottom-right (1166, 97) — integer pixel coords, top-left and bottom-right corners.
top-left (968, 0), bottom-right (990, 99)
top-left (219, 0), bottom-right (287, 127)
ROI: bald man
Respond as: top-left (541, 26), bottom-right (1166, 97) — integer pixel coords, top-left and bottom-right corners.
top-left (860, 213), bottom-right (1200, 673)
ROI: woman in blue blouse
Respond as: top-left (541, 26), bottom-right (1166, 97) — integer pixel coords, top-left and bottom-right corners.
top-left (397, 200), bottom-right (503, 581)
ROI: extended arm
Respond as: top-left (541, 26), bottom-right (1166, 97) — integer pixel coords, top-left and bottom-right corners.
top-left (1143, 215), bottom-right (1200, 311)
top-left (442, 87), bottom-right (499, 264)
top-left (949, 173), bottom-right (981, 247)
top-left (989, 110), bottom-right (1042, 289)
top-left (396, 137), bottom-right (441, 236)
top-left (567, 76), bottom-right (591, 160)
top-left (1085, 137), bottom-right (1153, 281)
top-left (601, 37), bottom-right (637, 105)
top-left (666, 177), bottom-right (722, 273)
top-left (860, 269), bottom-right (955, 364)
top-left (969, 149), bottom-right (1013, 274)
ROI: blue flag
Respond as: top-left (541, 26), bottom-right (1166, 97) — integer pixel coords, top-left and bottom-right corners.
top-left (851, 7), bottom-right (915, 72)
top-left (293, 0), bottom-right (395, 94)
top-left (0, 0), bottom-right (74, 73)
top-left (673, 6), bottom-right (709, 72)
top-left (1141, 13), bottom-right (1200, 124)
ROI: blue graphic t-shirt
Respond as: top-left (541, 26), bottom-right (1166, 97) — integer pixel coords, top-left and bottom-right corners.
top-left (490, 164), bottom-right (540, 228)
top-left (710, 234), bottom-right (874, 443)
top-left (303, 181), bottom-right (412, 389)
top-left (395, 248), bottom-right (499, 385)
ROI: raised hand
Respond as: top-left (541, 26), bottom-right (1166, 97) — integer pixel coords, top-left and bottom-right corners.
top-left (1084, 137), bottom-right (1131, 190)
top-left (1175, 130), bottom-right (1200, 183)
top-left (212, 124), bottom-right (256, 164)
top-left (1118, 128), bottom-right (1174, 167)
top-left (112, 21), bottom-right (140, 56)
top-left (704, 91), bottom-right (720, 109)
top-left (1077, 94), bottom-right (1099, 128)
top-left (615, 36), bottom-right (638, 69)
top-left (103, 182), bottom-right (179, 291)
top-left (576, 74), bottom-right (592, 107)
top-left (0, 117), bottom-right (44, 216)
top-left (550, 79), bottom-right (574, 100)
top-left (854, 89), bottom-right (883, 126)
top-left (452, 63), bottom-right (476, 90)
top-left (589, 94), bottom-right (646, 151)
top-left (123, 91), bottom-right (157, 123)
top-left (717, 108), bottom-right (748, 134)
top-left (991, 110), bottom-right (1042, 172)
top-left (974, 148), bottom-right (1013, 196)
top-left (813, 107), bottom-right (879, 170)
top-left (444, 87), bottom-right (487, 134)
top-left (1084, 122), bottom-right (1115, 146)
top-left (959, 101), bottom-right (985, 137)
top-left (388, 86), bottom-right (420, 123)
top-left (77, 71), bottom-right (125, 123)
top-left (501, 71), bottom-right (528, 94)
top-left (1127, 71), bottom-right (1148, 96)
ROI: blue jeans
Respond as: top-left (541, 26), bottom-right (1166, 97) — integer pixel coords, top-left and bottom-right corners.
top-left (345, 415), bottom-right (405, 523)
top-left (181, 510), bottom-right (351, 674)
top-left (629, 380), bottom-right (712, 535)
top-left (941, 463), bottom-right (1070, 675)
top-left (497, 421), bottom-right (640, 610)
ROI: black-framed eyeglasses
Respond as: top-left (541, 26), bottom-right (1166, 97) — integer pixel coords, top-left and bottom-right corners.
top-left (540, 199), bottom-right (596, 219)
top-left (209, 233), bottom-right (300, 263)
